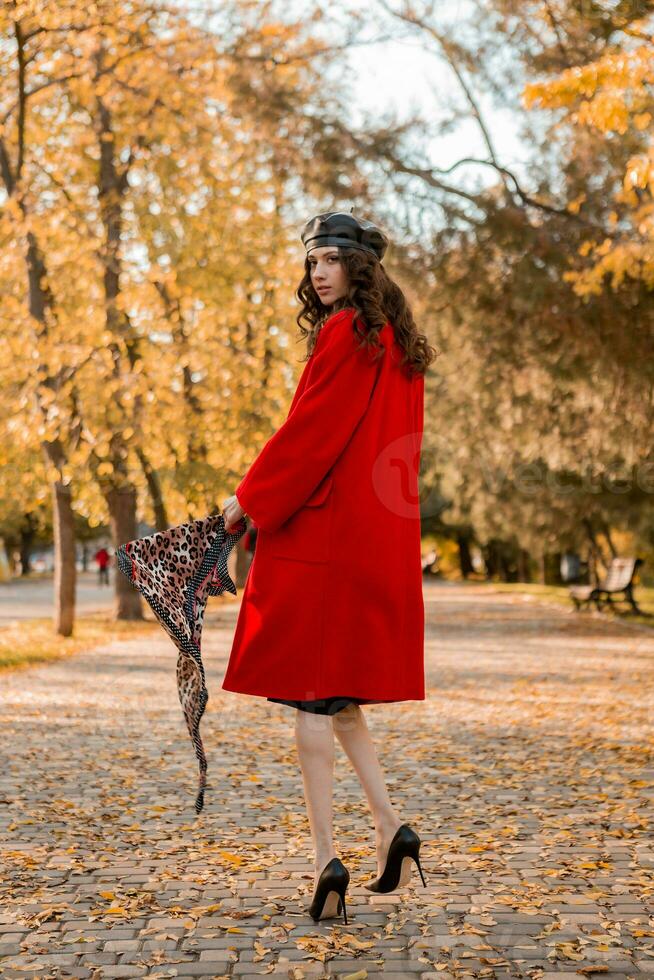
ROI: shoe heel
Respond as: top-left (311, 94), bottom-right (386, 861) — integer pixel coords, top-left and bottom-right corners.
top-left (406, 836), bottom-right (427, 888)
top-left (339, 890), bottom-right (348, 925)
top-left (414, 851), bottom-right (427, 887)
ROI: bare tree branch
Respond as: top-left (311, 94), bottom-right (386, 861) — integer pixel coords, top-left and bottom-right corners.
top-left (376, 0), bottom-right (508, 191)
top-left (541, 0), bottom-right (573, 65)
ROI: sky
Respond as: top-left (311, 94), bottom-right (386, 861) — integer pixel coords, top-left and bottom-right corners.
top-left (180, 0), bottom-right (537, 198)
top-left (337, 7), bottom-right (532, 192)
top-left (347, 33), bottom-right (528, 171)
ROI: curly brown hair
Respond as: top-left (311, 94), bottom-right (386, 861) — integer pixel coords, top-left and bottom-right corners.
top-left (294, 246), bottom-right (438, 377)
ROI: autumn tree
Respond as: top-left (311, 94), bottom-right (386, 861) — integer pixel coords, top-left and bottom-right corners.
top-left (0, 0), bottom-right (383, 624)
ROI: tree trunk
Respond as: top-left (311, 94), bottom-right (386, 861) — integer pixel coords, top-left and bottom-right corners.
top-left (456, 529), bottom-right (474, 579)
top-left (52, 481), bottom-right (76, 637)
top-left (583, 517), bottom-right (602, 585)
top-left (2, 25), bottom-right (80, 636)
top-left (599, 518), bottom-right (617, 559)
top-left (105, 485), bottom-right (143, 620)
top-left (153, 280), bottom-right (208, 466)
top-left (136, 447), bottom-right (169, 532)
top-left (19, 512), bottom-right (37, 575)
top-left (484, 538), bottom-right (505, 580)
top-left (539, 551), bottom-right (563, 585)
top-left (517, 547), bottom-right (531, 582)
top-left (499, 547), bottom-right (513, 582)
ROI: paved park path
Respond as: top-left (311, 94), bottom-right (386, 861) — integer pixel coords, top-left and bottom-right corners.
top-left (1, 581), bottom-right (653, 980)
top-left (0, 572), bottom-right (114, 625)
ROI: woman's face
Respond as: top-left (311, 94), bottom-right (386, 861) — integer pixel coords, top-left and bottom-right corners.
top-left (308, 246), bottom-right (349, 306)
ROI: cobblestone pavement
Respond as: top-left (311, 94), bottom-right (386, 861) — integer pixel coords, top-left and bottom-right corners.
top-left (1, 580), bottom-right (653, 980)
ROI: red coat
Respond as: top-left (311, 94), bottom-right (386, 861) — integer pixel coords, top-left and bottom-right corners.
top-left (221, 306), bottom-right (425, 703)
top-left (94, 547), bottom-right (110, 569)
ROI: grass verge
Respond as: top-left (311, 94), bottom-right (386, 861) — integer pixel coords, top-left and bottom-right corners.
top-left (0, 611), bottom-right (159, 671)
top-left (483, 580), bottom-right (654, 626)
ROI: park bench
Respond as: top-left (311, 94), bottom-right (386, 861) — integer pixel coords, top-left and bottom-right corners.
top-left (569, 556), bottom-right (645, 614)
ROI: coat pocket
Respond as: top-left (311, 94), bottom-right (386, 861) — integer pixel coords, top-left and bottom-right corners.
top-left (303, 473), bottom-right (334, 507)
top-left (271, 474), bottom-right (334, 563)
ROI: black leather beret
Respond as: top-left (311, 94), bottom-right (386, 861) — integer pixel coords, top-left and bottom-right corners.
top-left (301, 210), bottom-right (389, 261)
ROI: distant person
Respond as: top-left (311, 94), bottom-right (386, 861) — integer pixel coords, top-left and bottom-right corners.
top-left (94, 546), bottom-right (110, 585)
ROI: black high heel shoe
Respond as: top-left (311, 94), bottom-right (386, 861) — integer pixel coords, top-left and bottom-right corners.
top-left (364, 824), bottom-right (427, 893)
top-left (308, 857), bottom-right (350, 924)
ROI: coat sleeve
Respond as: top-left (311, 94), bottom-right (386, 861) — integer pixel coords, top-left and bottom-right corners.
top-left (234, 308), bottom-right (384, 532)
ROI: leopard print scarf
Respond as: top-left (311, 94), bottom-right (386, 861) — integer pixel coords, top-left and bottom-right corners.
top-left (117, 513), bottom-right (247, 813)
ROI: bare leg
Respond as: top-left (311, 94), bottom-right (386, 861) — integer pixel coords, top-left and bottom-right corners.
top-left (332, 704), bottom-right (403, 876)
top-left (294, 710), bottom-right (338, 890)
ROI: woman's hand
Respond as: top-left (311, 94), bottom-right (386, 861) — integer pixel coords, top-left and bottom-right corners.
top-left (222, 494), bottom-right (246, 532)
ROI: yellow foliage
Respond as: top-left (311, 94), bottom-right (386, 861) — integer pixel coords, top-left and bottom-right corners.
top-left (0, 0), bottom-right (320, 531)
top-left (567, 193), bottom-right (586, 215)
top-left (523, 29), bottom-right (654, 293)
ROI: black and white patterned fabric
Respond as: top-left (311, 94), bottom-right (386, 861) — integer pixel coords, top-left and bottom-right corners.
top-left (117, 513), bottom-right (247, 813)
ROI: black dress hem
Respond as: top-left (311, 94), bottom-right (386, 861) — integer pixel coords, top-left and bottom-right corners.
top-left (267, 695), bottom-right (386, 715)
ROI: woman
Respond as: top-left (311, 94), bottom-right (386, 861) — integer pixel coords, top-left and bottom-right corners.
top-left (221, 210), bottom-right (437, 924)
